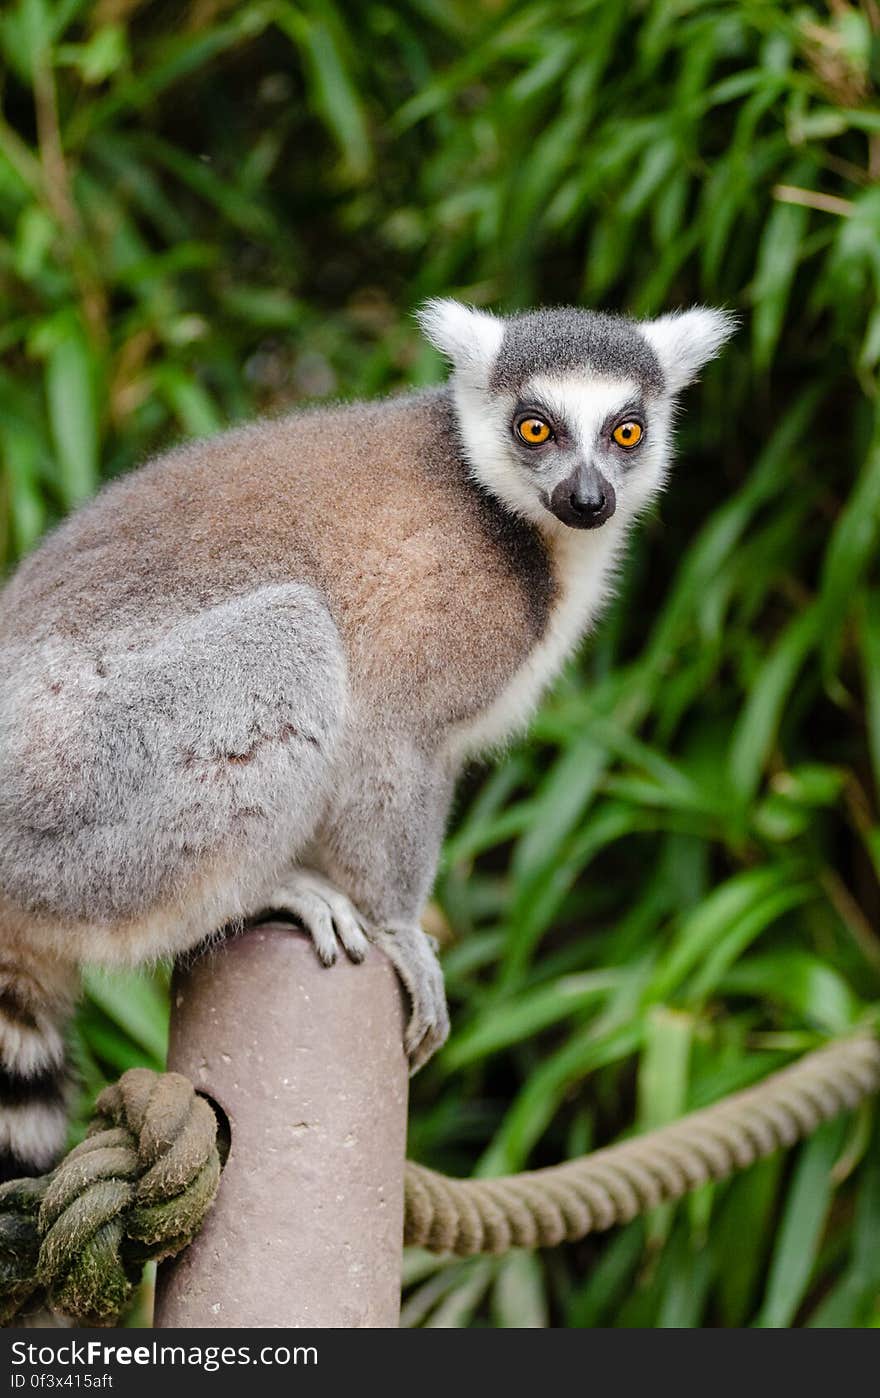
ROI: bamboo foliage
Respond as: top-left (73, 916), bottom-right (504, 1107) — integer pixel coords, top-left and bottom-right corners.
top-left (1, 0), bottom-right (880, 1327)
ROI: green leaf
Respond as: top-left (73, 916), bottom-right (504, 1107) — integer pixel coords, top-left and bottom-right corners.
top-left (59, 24), bottom-right (127, 84)
top-left (714, 1155), bottom-right (784, 1325)
top-left (0, 417), bottom-right (47, 556)
top-left (277, 1), bottom-right (372, 182)
top-left (684, 880), bottom-right (817, 1002)
top-left (863, 591), bottom-right (880, 796)
top-left (491, 1251), bottom-right (548, 1328)
top-left (480, 1020), bottom-right (643, 1176)
top-left (718, 951), bottom-right (861, 1033)
top-left (757, 1117), bottom-right (847, 1327)
top-left (637, 1007), bottom-right (693, 1132)
top-left (443, 970), bottom-right (621, 1071)
top-left (566, 1222), bottom-right (645, 1327)
top-left (637, 1007), bottom-right (694, 1246)
top-left (156, 366), bottom-right (223, 437)
top-left (751, 194), bottom-right (809, 370)
top-left (650, 864), bottom-right (809, 1001)
top-left (809, 1117), bottom-right (880, 1325)
top-left (81, 968), bottom-right (169, 1066)
top-left (43, 314), bottom-right (100, 508)
top-left (819, 417), bottom-right (880, 678)
top-left (511, 733), bottom-right (607, 884)
top-left (728, 607), bottom-right (820, 801)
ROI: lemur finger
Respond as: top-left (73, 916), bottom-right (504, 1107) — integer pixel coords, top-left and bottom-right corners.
top-left (405, 991), bottom-right (450, 1068)
top-left (322, 891), bottom-right (369, 963)
top-left (333, 912), bottom-right (369, 963)
top-left (263, 871), bottom-right (372, 967)
top-left (372, 926), bottom-right (449, 1071)
top-left (301, 901), bottom-right (339, 966)
top-left (408, 1021), bottom-right (448, 1074)
top-left (269, 890), bottom-right (339, 966)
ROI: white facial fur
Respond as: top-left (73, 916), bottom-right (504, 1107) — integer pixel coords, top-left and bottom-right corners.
top-left (416, 299), bottom-right (505, 380)
top-left (418, 298), bottom-right (735, 537)
top-left (640, 308), bottom-right (738, 393)
top-left (419, 298), bottom-right (736, 753)
top-left (510, 372), bottom-right (672, 528)
top-left (446, 365), bottom-right (673, 542)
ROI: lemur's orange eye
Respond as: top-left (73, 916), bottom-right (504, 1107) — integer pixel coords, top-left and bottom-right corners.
top-left (516, 417), bottom-right (552, 445)
top-left (612, 421), bottom-right (643, 448)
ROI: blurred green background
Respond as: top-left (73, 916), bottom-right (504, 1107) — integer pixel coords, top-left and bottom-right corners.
top-left (2, 0), bottom-right (880, 1328)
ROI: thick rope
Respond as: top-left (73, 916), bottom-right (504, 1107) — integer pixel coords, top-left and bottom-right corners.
top-left (1, 1034), bottom-right (878, 1323)
top-left (402, 1031), bottom-right (880, 1255)
top-left (0, 1069), bottom-right (221, 1326)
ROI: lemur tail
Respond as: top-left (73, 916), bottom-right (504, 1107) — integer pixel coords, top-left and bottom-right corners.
top-left (0, 949), bottom-right (77, 1182)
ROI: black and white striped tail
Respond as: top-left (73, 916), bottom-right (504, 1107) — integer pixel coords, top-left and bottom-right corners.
top-left (0, 979), bottom-right (71, 1182)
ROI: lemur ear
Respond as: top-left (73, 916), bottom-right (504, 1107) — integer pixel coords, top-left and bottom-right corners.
top-left (640, 307), bottom-right (737, 394)
top-left (417, 299), bottom-right (504, 379)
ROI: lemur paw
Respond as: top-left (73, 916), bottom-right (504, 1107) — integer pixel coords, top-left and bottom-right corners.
top-left (262, 869), bottom-right (370, 966)
top-left (370, 925), bottom-right (449, 1073)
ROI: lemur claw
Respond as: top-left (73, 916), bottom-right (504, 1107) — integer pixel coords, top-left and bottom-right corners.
top-left (370, 925), bottom-right (449, 1073)
top-left (259, 877), bottom-right (447, 1071)
top-left (262, 869), bottom-right (370, 966)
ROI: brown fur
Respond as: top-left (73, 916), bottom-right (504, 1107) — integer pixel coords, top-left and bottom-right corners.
top-left (1, 387), bottom-right (553, 736)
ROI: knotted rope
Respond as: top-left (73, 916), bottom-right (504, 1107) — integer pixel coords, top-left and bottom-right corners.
top-left (1, 1033), bottom-right (878, 1324)
top-left (0, 1069), bottom-right (221, 1326)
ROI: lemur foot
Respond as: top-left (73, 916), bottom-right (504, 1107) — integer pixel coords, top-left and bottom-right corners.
top-left (370, 925), bottom-right (449, 1073)
top-left (262, 869), bottom-right (370, 966)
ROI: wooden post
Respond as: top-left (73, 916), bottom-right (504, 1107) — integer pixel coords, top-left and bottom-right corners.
top-left (153, 922), bottom-right (409, 1328)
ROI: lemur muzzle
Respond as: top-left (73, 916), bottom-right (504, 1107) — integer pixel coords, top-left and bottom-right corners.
top-left (548, 465), bottom-right (616, 530)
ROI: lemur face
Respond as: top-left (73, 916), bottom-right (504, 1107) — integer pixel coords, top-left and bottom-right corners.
top-left (502, 369), bottom-right (659, 531)
top-left (418, 301), bottom-right (735, 535)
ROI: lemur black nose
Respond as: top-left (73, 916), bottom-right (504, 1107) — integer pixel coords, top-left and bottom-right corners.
top-left (569, 489), bottom-right (606, 519)
top-left (548, 469), bottom-right (616, 530)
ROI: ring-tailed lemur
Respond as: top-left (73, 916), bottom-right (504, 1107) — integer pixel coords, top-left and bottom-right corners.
top-left (0, 300), bottom-right (734, 1178)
